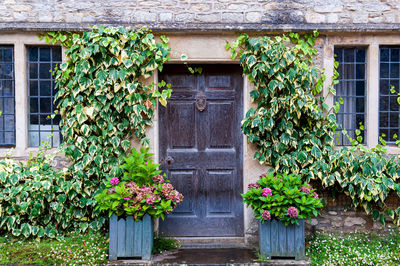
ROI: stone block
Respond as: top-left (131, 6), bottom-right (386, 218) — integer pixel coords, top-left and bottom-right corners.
top-left (344, 217), bottom-right (366, 227)
top-left (314, 5), bottom-right (343, 13)
top-left (175, 12), bottom-right (194, 22)
top-left (228, 3), bottom-right (248, 10)
top-left (326, 13), bottom-right (338, 24)
top-left (191, 3), bottom-right (212, 12)
top-left (195, 13), bottom-right (220, 23)
top-left (332, 221), bottom-right (343, 227)
top-left (245, 11), bottom-right (262, 23)
top-left (305, 12), bottom-right (325, 23)
top-left (352, 12), bottom-right (369, 24)
top-left (159, 12), bottom-right (173, 22)
top-left (222, 12), bottom-right (244, 23)
top-left (131, 11), bottom-right (157, 23)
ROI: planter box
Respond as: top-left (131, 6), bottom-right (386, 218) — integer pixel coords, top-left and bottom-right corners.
top-left (109, 214), bottom-right (153, 261)
top-left (259, 219), bottom-right (305, 260)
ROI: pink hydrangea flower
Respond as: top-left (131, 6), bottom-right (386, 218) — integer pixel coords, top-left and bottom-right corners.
top-left (288, 207), bottom-right (298, 218)
top-left (152, 175), bottom-right (165, 183)
top-left (146, 196), bottom-right (155, 205)
top-left (262, 210), bottom-right (271, 220)
top-left (313, 192), bottom-right (319, 199)
top-left (262, 187), bottom-right (272, 197)
top-left (300, 186), bottom-right (311, 194)
top-left (110, 177), bottom-right (119, 185)
top-left (248, 183), bottom-right (261, 189)
top-left (124, 197), bottom-right (130, 200)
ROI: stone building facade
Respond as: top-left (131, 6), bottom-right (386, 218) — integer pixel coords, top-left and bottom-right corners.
top-left (0, 0), bottom-right (399, 245)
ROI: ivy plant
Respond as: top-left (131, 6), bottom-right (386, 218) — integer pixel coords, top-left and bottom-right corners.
top-left (37, 26), bottom-right (172, 234)
top-left (0, 140), bottom-right (105, 239)
top-left (227, 32), bottom-right (400, 228)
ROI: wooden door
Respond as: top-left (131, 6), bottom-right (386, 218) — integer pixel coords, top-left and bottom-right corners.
top-left (158, 64), bottom-right (243, 237)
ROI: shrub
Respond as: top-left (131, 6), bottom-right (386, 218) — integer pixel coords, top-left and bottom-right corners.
top-left (242, 171), bottom-right (324, 225)
top-left (227, 32), bottom-right (400, 227)
top-left (95, 147), bottom-right (183, 220)
top-left (0, 143), bottom-right (105, 238)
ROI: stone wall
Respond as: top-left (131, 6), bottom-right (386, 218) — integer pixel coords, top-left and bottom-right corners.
top-left (0, 0), bottom-right (399, 32)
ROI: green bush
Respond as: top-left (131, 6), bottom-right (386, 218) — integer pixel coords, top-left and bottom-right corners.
top-left (95, 147), bottom-right (183, 220)
top-left (0, 144), bottom-right (105, 238)
top-left (227, 32), bottom-right (400, 227)
top-left (243, 171), bottom-right (323, 225)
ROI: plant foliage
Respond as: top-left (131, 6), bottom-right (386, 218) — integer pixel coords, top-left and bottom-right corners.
top-left (243, 171), bottom-right (323, 225)
top-left (0, 142), bottom-right (105, 239)
top-left (227, 32), bottom-right (400, 227)
top-left (31, 25), bottom-right (171, 236)
top-left (94, 147), bottom-right (183, 220)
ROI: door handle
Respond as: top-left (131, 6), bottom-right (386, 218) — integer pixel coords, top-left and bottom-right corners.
top-left (165, 156), bottom-right (174, 165)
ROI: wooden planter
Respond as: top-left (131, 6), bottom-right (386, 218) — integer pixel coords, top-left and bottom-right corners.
top-left (109, 214), bottom-right (153, 261)
top-left (259, 219), bottom-right (305, 260)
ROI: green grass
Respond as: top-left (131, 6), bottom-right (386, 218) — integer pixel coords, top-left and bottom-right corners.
top-left (0, 231), bottom-right (108, 265)
top-left (306, 229), bottom-right (400, 265)
top-left (153, 234), bottom-right (181, 254)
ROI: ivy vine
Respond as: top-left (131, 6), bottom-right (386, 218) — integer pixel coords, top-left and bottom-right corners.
top-left (40, 26), bottom-right (172, 231)
top-left (227, 32), bottom-right (400, 227)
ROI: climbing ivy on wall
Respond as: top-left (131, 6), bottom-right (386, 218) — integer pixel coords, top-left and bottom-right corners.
top-left (227, 32), bottom-right (400, 227)
top-left (39, 26), bottom-right (172, 232)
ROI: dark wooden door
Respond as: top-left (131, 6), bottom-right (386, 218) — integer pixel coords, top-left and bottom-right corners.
top-left (158, 65), bottom-right (243, 237)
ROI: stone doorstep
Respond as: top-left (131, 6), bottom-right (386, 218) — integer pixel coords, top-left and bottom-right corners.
top-left (106, 248), bottom-right (311, 266)
top-left (177, 237), bottom-right (247, 249)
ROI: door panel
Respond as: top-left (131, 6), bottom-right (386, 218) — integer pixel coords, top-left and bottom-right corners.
top-left (159, 64), bottom-right (243, 237)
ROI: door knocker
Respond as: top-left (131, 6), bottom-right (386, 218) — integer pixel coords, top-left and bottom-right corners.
top-left (196, 92), bottom-right (206, 112)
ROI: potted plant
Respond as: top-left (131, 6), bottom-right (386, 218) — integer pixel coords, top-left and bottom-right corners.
top-left (243, 171), bottom-right (323, 260)
top-left (95, 147), bottom-right (183, 261)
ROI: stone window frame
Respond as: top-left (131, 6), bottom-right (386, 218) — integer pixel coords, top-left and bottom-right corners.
top-left (0, 33), bottom-right (65, 157)
top-left (324, 34), bottom-right (400, 154)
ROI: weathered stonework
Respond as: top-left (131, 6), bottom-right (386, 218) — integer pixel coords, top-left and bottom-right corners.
top-left (0, 0), bottom-right (399, 32)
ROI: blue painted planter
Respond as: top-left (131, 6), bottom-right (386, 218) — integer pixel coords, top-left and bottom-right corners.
top-left (109, 214), bottom-right (153, 261)
top-left (259, 219), bottom-right (305, 260)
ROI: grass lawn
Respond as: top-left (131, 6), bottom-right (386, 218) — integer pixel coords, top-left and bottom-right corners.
top-left (0, 231), bottom-right (108, 265)
top-left (306, 229), bottom-right (400, 265)
top-left (0, 229), bottom-right (399, 265)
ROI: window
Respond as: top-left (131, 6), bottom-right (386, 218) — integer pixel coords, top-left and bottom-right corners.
top-left (379, 46), bottom-right (400, 143)
top-left (0, 46), bottom-right (15, 146)
top-left (334, 47), bottom-right (367, 145)
top-left (27, 46), bottom-right (62, 147)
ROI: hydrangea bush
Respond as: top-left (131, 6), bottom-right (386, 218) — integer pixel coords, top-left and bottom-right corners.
top-left (94, 147), bottom-right (183, 220)
top-left (242, 171), bottom-right (324, 225)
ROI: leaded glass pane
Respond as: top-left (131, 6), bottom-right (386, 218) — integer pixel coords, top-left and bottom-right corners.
top-left (0, 46), bottom-right (15, 146)
top-left (334, 47), bottom-right (367, 145)
top-left (27, 46), bottom-right (62, 147)
top-left (379, 46), bottom-right (400, 143)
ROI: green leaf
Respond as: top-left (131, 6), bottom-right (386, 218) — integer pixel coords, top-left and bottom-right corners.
top-left (372, 210), bottom-right (379, 221)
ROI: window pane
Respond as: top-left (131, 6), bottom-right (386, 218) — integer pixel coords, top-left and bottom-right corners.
top-left (0, 46), bottom-right (15, 146)
top-left (380, 63), bottom-right (389, 78)
top-left (39, 63), bottom-right (51, 79)
top-left (29, 80), bottom-right (38, 96)
top-left (40, 80), bottom-right (51, 96)
top-left (391, 48), bottom-right (399, 62)
top-left (28, 46), bottom-right (62, 147)
top-left (334, 47), bottom-right (366, 145)
top-left (381, 48), bottom-right (389, 62)
top-left (379, 46), bottom-right (400, 143)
